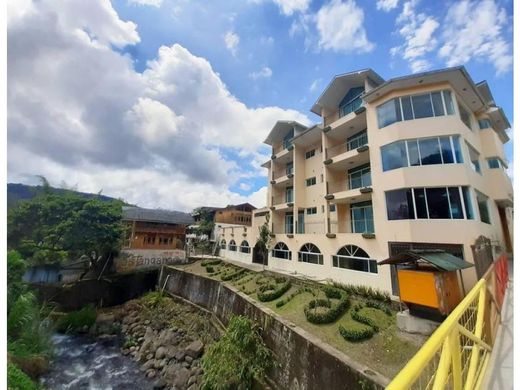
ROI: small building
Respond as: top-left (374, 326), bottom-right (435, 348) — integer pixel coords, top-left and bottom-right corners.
top-left (122, 206), bottom-right (194, 250)
top-left (214, 203), bottom-right (256, 226)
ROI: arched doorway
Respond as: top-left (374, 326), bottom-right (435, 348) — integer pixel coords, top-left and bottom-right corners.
top-left (252, 242), bottom-right (267, 265)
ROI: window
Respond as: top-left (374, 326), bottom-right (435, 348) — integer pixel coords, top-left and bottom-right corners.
top-left (377, 90), bottom-right (455, 128)
top-left (467, 143), bottom-right (481, 174)
top-left (282, 130), bottom-right (294, 150)
top-left (476, 190), bottom-right (491, 224)
top-left (488, 158), bottom-right (504, 169)
top-left (329, 204), bottom-right (336, 212)
top-left (351, 201), bottom-right (374, 233)
top-left (298, 243), bottom-right (323, 265)
top-left (305, 177), bottom-right (316, 186)
top-left (240, 240), bottom-right (251, 253)
top-left (285, 186), bottom-right (294, 202)
top-left (348, 164), bottom-right (371, 189)
top-left (339, 86), bottom-right (364, 117)
top-left (381, 135), bottom-right (463, 172)
top-left (386, 186), bottom-right (474, 221)
top-left (306, 207), bottom-right (317, 215)
top-left (286, 162), bottom-right (293, 175)
top-left (332, 245), bottom-right (377, 274)
top-left (285, 213), bottom-right (294, 234)
top-left (272, 242), bottom-right (291, 260)
top-left (347, 130), bottom-right (368, 151)
top-left (228, 239), bottom-right (237, 251)
top-left (458, 102), bottom-right (472, 130)
top-left (305, 149), bottom-right (316, 159)
top-left (478, 119), bottom-right (492, 129)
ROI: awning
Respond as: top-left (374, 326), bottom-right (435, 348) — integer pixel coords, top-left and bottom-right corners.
top-left (378, 250), bottom-right (474, 272)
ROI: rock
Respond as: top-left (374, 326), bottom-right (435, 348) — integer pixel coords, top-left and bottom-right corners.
top-left (146, 353), bottom-right (154, 361)
top-left (96, 313), bottom-right (115, 324)
top-left (174, 368), bottom-right (191, 389)
top-left (130, 346), bottom-right (136, 352)
top-left (187, 376), bottom-right (197, 386)
top-left (144, 320), bottom-right (151, 325)
top-left (182, 362), bottom-right (190, 368)
top-left (184, 340), bottom-right (204, 359)
top-left (163, 363), bottom-right (182, 382)
top-left (166, 347), bottom-right (178, 359)
top-left (142, 359), bottom-right (155, 371)
top-left (156, 346), bottom-right (167, 360)
top-left (174, 350), bottom-right (185, 361)
top-left (184, 356), bottom-right (193, 364)
top-left (153, 378), bottom-right (167, 389)
top-left (147, 369), bottom-right (157, 379)
top-left (121, 349), bottom-right (130, 356)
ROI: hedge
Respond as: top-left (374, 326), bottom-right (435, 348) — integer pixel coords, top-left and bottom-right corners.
top-left (351, 305), bottom-right (379, 332)
top-left (221, 268), bottom-right (247, 281)
top-left (275, 287), bottom-right (315, 308)
top-left (257, 279), bottom-right (291, 302)
top-left (331, 281), bottom-right (390, 303)
top-left (339, 323), bottom-right (375, 342)
top-left (365, 300), bottom-right (392, 316)
top-left (205, 266), bottom-right (215, 273)
top-left (201, 259), bottom-right (222, 266)
top-left (304, 289), bottom-right (350, 324)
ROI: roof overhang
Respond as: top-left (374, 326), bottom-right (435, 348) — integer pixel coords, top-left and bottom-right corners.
top-left (363, 66), bottom-right (487, 115)
top-left (263, 120), bottom-right (307, 145)
top-left (292, 124), bottom-right (322, 146)
top-left (476, 81), bottom-right (496, 106)
top-left (311, 69), bottom-right (385, 116)
top-left (378, 249), bottom-right (474, 271)
top-left (487, 107), bottom-right (510, 143)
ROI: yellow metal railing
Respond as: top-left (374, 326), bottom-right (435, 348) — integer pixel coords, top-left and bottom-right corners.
top-left (387, 254), bottom-right (508, 390)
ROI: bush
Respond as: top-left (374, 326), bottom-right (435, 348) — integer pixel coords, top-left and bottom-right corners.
top-left (141, 291), bottom-right (166, 308)
top-left (365, 300), bottom-right (392, 316)
top-left (7, 363), bottom-right (38, 390)
top-left (339, 323), bottom-right (375, 342)
top-left (202, 315), bottom-right (274, 390)
top-left (56, 305), bottom-right (96, 333)
top-left (257, 279), bottom-right (291, 302)
top-left (221, 268), bottom-right (247, 281)
top-left (205, 266), bottom-right (215, 273)
top-left (275, 286), bottom-right (315, 308)
top-left (351, 305), bottom-right (379, 332)
top-left (201, 259), bottom-right (222, 267)
top-left (331, 281), bottom-right (390, 303)
top-left (304, 290), bottom-right (350, 324)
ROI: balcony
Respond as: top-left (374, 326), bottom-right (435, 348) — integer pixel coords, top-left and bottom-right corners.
top-left (271, 167), bottom-right (294, 186)
top-left (325, 142), bottom-right (369, 171)
top-left (326, 173), bottom-right (372, 204)
top-left (271, 194), bottom-right (294, 211)
top-left (324, 105), bottom-right (367, 139)
top-left (272, 141), bottom-right (294, 163)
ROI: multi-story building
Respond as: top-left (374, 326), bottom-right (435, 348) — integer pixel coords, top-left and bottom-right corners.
top-left (218, 67), bottom-right (513, 295)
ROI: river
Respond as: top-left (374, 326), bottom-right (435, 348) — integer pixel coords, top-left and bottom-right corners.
top-left (40, 333), bottom-right (154, 389)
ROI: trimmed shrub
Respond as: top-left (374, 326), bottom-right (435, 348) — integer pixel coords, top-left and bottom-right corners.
top-left (7, 363), bottom-right (38, 390)
top-left (365, 300), bottom-right (392, 316)
top-left (257, 279), bottom-right (291, 302)
top-left (201, 259), bottom-right (222, 267)
top-left (304, 290), bottom-right (350, 324)
top-left (205, 266), bottom-right (215, 273)
top-left (276, 286), bottom-right (315, 308)
top-left (56, 305), bottom-right (96, 333)
top-left (331, 281), bottom-right (390, 303)
top-left (339, 323), bottom-right (375, 342)
top-left (351, 305), bottom-right (379, 332)
top-left (221, 268), bottom-right (247, 281)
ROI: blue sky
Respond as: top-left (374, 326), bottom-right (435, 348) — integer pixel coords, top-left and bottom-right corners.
top-left (7, 0), bottom-right (514, 211)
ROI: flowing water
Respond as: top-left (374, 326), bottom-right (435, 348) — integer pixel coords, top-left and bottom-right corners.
top-left (40, 334), bottom-right (154, 390)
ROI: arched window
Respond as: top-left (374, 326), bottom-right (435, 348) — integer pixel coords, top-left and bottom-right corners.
top-left (239, 240), bottom-right (251, 253)
top-left (272, 242), bottom-right (291, 260)
top-left (220, 239), bottom-right (226, 249)
top-left (332, 245), bottom-right (377, 274)
top-left (298, 243), bottom-right (323, 265)
top-left (228, 239), bottom-right (237, 251)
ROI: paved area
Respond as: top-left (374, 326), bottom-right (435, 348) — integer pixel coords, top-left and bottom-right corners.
top-left (482, 260), bottom-right (514, 389)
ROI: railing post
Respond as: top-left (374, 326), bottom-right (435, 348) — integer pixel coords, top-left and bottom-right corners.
top-left (464, 284), bottom-right (487, 390)
top-left (449, 330), bottom-right (462, 390)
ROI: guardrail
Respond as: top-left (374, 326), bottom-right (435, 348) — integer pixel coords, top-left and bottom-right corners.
top-left (387, 253), bottom-right (509, 390)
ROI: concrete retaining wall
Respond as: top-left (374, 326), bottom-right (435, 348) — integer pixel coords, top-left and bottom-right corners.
top-left (160, 266), bottom-right (389, 390)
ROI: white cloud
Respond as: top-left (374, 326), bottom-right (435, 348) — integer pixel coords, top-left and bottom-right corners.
top-left (309, 78), bottom-right (322, 92)
top-left (251, 0), bottom-right (311, 16)
top-left (260, 36), bottom-right (274, 45)
top-left (224, 31), bottom-right (240, 56)
top-left (315, 0), bottom-right (374, 53)
top-left (128, 0), bottom-right (163, 7)
top-left (376, 0), bottom-right (399, 12)
top-left (439, 0), bottom-right (512, 75)
top-left (7, 0), bottom-right (309, 211)
top-left (390, 0), bottom-right (439, 72)
top-left (249, 67), bottom-right (273, 80)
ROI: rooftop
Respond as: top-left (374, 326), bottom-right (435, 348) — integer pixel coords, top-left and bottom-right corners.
top-left (122, 206), bottom-right (194, 225)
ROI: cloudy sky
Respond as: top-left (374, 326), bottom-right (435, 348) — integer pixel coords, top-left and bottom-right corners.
top-left (7, 0), bottom-right (513, 212)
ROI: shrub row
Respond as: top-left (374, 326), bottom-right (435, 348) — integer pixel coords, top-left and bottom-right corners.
top-left (304, 289), bottom-right (350, 324)
top-left (201, 259), bottom-right (222, 266)
top-left (205, 266), bottom-right (215, 273)
top-left (234, 274), bottom-right (256, 287)
top-left (331, 281), bottom-right (391, 303)
top-left (338, 324), bottom-right (375, 342)
top-left (221, 268), bottom-right (247, 281)
top-left (351, 305), bottom-right (379, 332)
top-left (365, 300), bottom-right (392, 316)
top-left (275, 287), bottom-right (315, 308)
top-left (257, 279), bottom-right (291, 302)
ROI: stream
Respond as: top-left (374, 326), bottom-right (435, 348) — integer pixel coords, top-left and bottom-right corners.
top-left (40, 333), bottom-right (154, 390)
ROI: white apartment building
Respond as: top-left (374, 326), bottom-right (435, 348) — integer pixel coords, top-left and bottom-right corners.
top-left (218, 67), bottom-right (513, 295)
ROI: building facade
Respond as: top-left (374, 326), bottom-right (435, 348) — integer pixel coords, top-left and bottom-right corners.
top-left (218, 67), bottom-right (513, 295)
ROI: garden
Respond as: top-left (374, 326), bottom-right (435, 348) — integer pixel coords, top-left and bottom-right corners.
top-left (180, 258), bottom-right (423, 378)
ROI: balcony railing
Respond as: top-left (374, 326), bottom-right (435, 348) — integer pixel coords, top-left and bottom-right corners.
top-left (272, 167), bottom-right (293, 180)
top-left (272, 194), bottom-right (293, 205)
top-left (273, 140), bottom-right (293, 155)
top-left (273, 224), bottom-right (294, 234)
top-left (327, 173), bottom-right (371, 194)
top-left (326, 143), bottom-right (349, 159)
top-left (273, 221), bottom-right (326, 234)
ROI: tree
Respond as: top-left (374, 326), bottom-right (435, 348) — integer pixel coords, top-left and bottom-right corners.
top-left (201, 315), bottom-right (274, 390)
top-left (7, 189), bottom-right (125, 265)
top-left (192, 207), bottom-right (215, 238)
top-left (256, 214), bottom-right (273, 270)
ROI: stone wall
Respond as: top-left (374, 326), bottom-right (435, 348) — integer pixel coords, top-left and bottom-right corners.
top-left (160, 266), bottom-right (389, 390)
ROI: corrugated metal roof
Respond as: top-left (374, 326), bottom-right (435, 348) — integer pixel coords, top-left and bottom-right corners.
top-left (378, 250), bottom-right (474, 271)
top-left (122, 206), bottom-right (194, 225)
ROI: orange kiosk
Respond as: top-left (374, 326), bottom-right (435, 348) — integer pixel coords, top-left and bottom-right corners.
top-left (379, 250), bottom-right (474, 318)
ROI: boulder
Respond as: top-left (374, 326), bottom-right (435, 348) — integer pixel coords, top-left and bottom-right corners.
top-left (174, 350), bottom-right (186, 361)
top-left (155, 346), bottom-right (167, 360)
top-left (174, 367), bottom-right (191, 389)
top-left (184, 340), bottom-right (204, 358)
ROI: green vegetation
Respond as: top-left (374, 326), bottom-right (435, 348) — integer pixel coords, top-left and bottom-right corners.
top-left (304, 287), bottom-right (350, 324)
top-left (56, 305), bottom-right (97, 333)
top-left (255, 215), bottom-right (273, 267)
top-left (201, 259), bottom-right (222, 267)
top-left (8, 178), bottom-right (125, 265)
top-left (275, 286), bottom-right (315, 308)
top-left (220, 268), bottom-right (247, 281)
top-left (257, 278), bottom-right (291, 302)
top-left (339, 322), bottom-right (375, 342)
top-left (7, 363), bottom-right (39, 390)
top-left (202, 315), bottom-right (274, 390)
top-left (331, 281), bottom-right (390, 303)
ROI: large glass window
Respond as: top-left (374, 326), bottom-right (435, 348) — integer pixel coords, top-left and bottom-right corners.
top-left (466, 143), bottom-right (481, 174)
top-left (478, 119), bottom-right (492, 129)
top-left (381, 135), bottom-right (462, 172)
top-left (272, 242), bottom-right (291, 260)
top-left (346, 130), bottom-right (368, 151)
top-left (332, 245), bottom-right (377, 274)
top-left (339, 86), bottom-right (365, 118)
top-left (458, 103), bottom-right (472, 130)
top-left (487, 158), bottom-right (505, 170)
top-left (377, 90), bottom-right (455, 128)
top-left (298, 243), bottom-right (323, 265)
top-left (285, 186), bottom-right (294, 202)
top-left (282, 130), bottom-right (294, 150)
top-left (476, 190), bottom-right (491, 224)
top-left (220, 239), bottom-right (226, 249)
top-left (286, 162), bottom-right (293, 175)
top-left (228, 240), bottom-right (237, 251)
top-left (305, 177), bottom-right (316, 186)
top-left (285, 213), bottom-right (294, 234)
top-left (348, 164), bottom-right (371, 189)
top-left (386, 186), bottom-right (474, 221)
top-left (350, 201), bottom-right (374, 233)
top-left (240, 240), bottom-right (251, 253)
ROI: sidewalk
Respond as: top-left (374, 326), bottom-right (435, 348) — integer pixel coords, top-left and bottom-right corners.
top-left (481, 260), bottom-right (514, 389)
